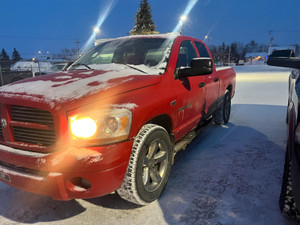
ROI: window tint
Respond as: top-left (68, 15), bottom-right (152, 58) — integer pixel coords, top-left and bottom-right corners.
top-left (176, 41), bottom-right (197, 68)
top-left (195, 41), bottom-right (210, 58)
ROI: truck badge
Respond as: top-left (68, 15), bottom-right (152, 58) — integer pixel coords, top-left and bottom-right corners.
top-left (1, 118), bottom-right (7, 128)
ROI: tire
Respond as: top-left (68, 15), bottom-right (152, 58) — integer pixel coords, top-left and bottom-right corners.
top-left (279, 152), bottom-right (300, 221)
top-left (213, 91), bottom-right (231, 125)
top-left (117, 124), bottom-right (172, 205)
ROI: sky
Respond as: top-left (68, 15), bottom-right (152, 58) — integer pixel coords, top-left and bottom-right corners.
top-left (0, 0), bottom-right (300, 59)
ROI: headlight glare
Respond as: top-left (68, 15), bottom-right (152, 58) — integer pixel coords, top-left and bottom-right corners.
top-left (70, 116), bottom-right (97, 138)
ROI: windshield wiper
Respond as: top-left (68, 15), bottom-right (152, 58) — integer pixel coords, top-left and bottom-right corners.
top-left (119, 63), bottom-right (147, 74)
top-left (72, 63), bottom-right (93, 70)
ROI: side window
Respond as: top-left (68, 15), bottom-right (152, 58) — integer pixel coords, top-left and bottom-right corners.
top-left (176, 41), bottom-right (197, 68)
top-left (195, 41), bottom-right (210, 58)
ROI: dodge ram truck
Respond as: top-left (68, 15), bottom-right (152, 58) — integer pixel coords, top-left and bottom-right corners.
top-left (0, 34), bottom-right (236, 205)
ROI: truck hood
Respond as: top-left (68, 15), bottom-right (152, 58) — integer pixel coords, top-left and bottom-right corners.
top-left (0, 65), bottom-right (162, 109)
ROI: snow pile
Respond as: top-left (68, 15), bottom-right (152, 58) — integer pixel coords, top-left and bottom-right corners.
top-left (233, 64), bottom-right (291, 73)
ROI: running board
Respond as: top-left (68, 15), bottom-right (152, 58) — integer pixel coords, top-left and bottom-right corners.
top-left (172, 118), bottom-right (212, 164)
top-left (174, 131), bottom-right (197, 153)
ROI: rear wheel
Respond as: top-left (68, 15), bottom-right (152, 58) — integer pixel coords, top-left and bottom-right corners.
top-left (117, 124), bottom-right (172, 205)
top-left (213, 91), bottom-right (231, 125)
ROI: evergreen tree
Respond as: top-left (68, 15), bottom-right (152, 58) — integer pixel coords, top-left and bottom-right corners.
top-left (0, 48), bottom-right (12, 72)
top-left (0, 48), bottom-right (10, 61)
top-left (130, 0), bottom-right (158, 35)
top-left (230, 43), bottom-right (239, 64)
top-left (225, 45), bottom-right (230, 64)
top-left (12, 48), bottom-right (22, 62)
top-left (218, 42), bottom-right (227, 65)
top-left (245, 40), bottom-right (258, 53)
top-left (210, 46), bottom-right (218, 63)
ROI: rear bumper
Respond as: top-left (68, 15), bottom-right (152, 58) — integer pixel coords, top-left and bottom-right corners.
top-left (0, 140), bottom-right (133, 200)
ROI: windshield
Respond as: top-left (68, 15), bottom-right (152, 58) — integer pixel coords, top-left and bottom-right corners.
top-left (69, 37), bottom-right (174, 74)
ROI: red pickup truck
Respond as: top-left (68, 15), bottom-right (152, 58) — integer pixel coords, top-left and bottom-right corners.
top-left (0, 34), bottom-right (235, 205)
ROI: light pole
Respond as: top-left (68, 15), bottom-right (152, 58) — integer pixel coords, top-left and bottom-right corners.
top-left (75, 40), bottom-right (80, 59)
top-left (32, 57), bottom-right (40, 77)
top-left (179, 15), bottom-right (187, 35)
top-left (93, 27), bottom-right (100, 43)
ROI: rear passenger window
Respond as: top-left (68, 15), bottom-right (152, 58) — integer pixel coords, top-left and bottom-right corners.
top-left (195, 41), bottom-right (210, 58)
top-left (176, 41), bottom-right (197, 68)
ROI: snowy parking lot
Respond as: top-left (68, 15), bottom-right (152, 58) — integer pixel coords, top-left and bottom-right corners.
top-left (0, 65), bottom-right (298, 225)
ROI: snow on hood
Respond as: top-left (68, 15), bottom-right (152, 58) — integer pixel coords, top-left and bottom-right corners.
top-left (0, 64), bottom-right (161, 108)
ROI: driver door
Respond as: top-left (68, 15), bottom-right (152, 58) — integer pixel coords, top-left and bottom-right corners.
top-left (169, 40), bottom-right (206, 140)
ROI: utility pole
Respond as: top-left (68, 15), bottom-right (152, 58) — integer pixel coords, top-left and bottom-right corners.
top-left (75, 40), bottom-right (80, 59)
top-left (228, 47), bottom-right (231, 65)
top-left (0, 63), bottom-right (3, 86)
top-left (268, 30), bottom-right (274, 55)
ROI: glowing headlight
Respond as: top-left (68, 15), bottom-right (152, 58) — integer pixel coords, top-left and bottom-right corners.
top-left (70, 116), bottom-right (97, 138)
top-left (68, 108), bottom-right (132, 145)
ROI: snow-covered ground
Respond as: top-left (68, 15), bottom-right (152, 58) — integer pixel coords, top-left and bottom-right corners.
top-left (0, 64), bottom-right (298, 225)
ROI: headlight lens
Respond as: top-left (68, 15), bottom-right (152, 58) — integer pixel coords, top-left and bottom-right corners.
top-left (68, 108), bottom-right (132, 145)
top-left (70, 116), bottom-right (97, 138)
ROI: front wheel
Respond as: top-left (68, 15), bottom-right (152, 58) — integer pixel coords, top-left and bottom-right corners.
top-left (117, 124), bottom-right (172, 205)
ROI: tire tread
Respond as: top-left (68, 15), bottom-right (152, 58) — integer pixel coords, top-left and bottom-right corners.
top-left (117, 124), bottom-right (170, 205)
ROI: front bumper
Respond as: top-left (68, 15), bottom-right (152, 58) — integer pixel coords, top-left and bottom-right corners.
top-left (0, 140), bottom-right (133, 200)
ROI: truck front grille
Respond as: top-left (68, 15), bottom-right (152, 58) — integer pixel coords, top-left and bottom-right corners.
top-left (10, 105), bottom-right (56, 147)
top-left (13, 127), bottom-right (56, 146)
top-left (11, 105), bottom-right (54, 125)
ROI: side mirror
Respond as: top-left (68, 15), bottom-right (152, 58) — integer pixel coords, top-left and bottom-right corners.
top-left (176, 58), bottom-right (213, 79)
top-left (267, 50), bottom-right (300, 69)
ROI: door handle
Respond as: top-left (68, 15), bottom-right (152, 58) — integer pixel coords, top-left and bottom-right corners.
top-left (214, 78), bottom-right (219, 82)
top-left (199, 82), bottom-right (206, 88)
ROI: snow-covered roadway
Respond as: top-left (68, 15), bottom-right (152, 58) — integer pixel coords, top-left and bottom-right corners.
top-left (0, 65), bottom-right (298, 225)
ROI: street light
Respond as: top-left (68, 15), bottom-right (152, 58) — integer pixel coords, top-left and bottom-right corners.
top-left (93, 27), bottom-right (100, 43)
top-left (179, 15), bottom-right (188, 35)
top-left (93, 27), bottom-right (100, 34)
top-left (204, 35), bottom-right (212, 44)
top-left (180, 15), bottom-right (188, 23)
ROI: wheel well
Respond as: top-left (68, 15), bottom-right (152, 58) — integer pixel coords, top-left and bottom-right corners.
top-left (147, 114), bottom-right (172, 136)
top-left (227, 84), bottom-right (232, 94)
